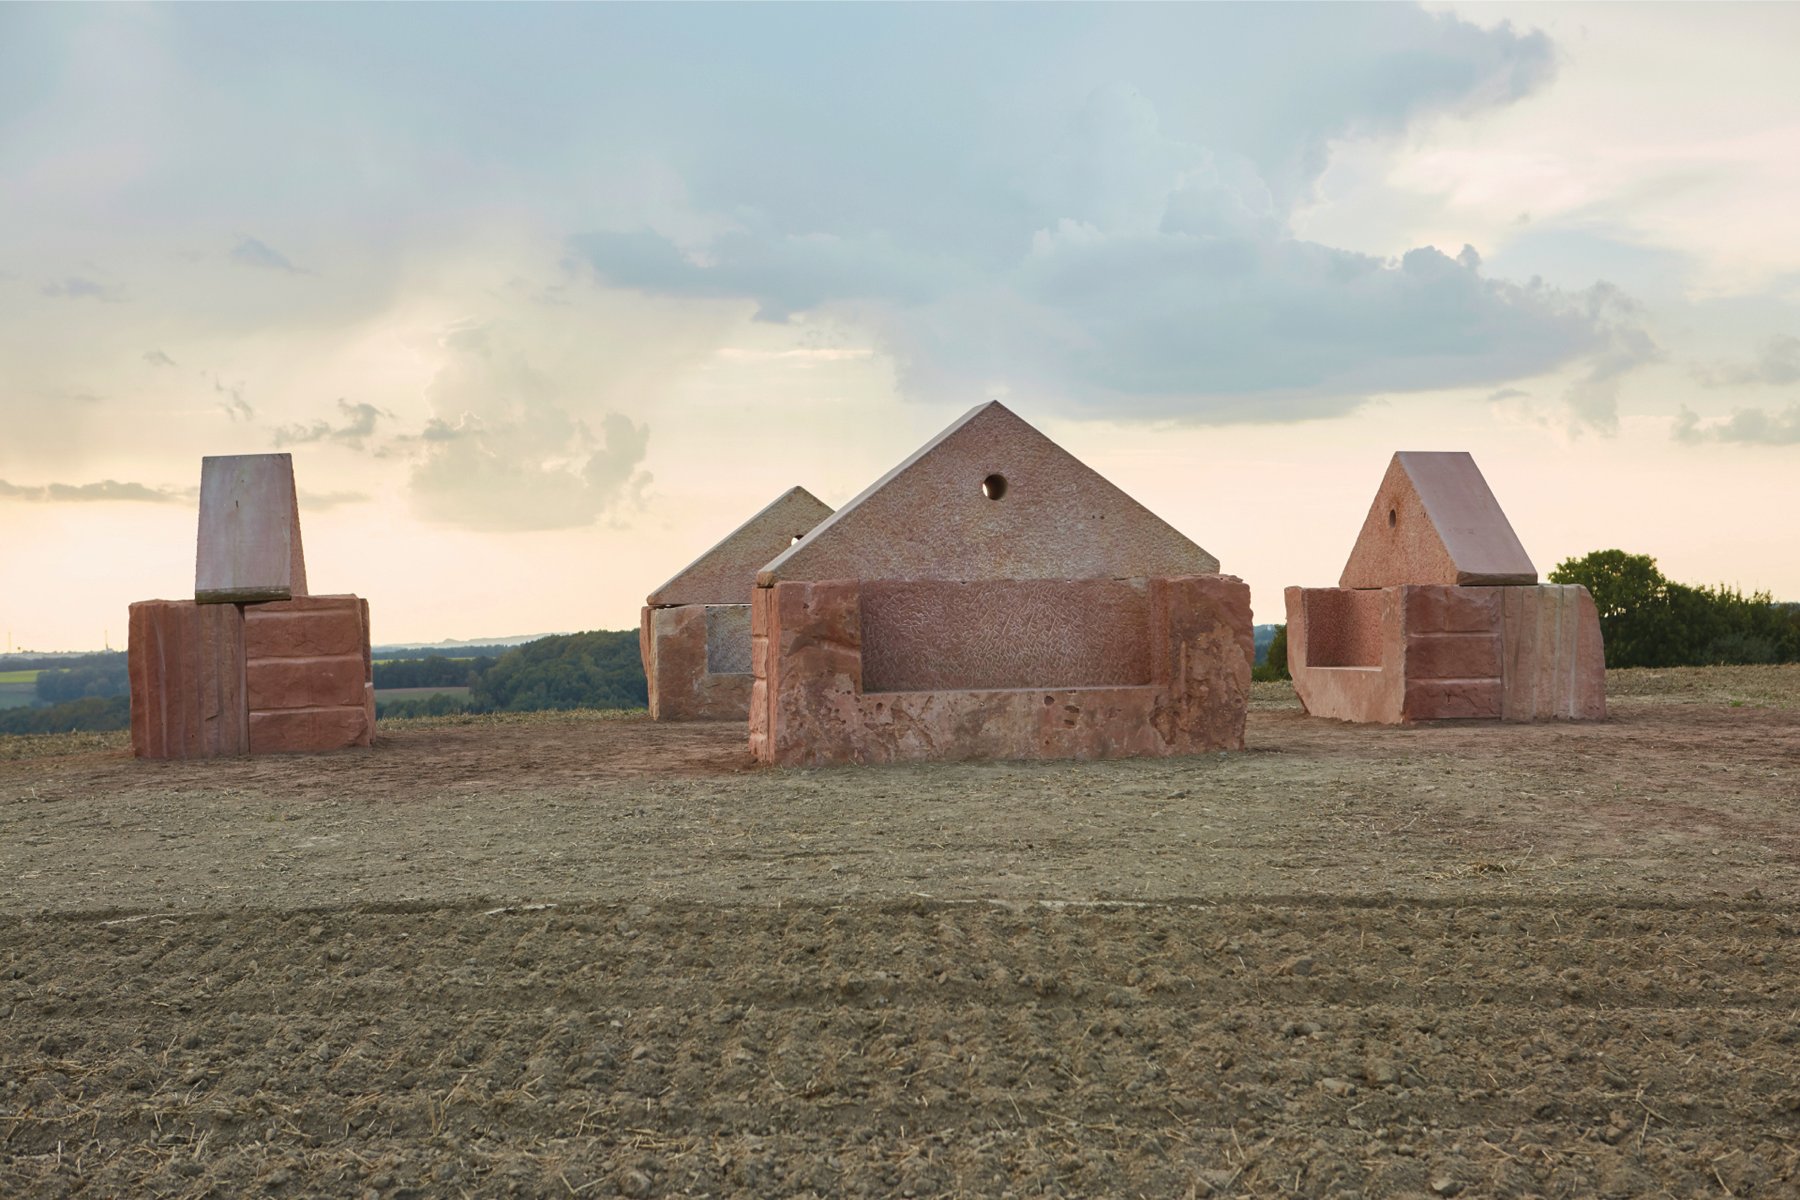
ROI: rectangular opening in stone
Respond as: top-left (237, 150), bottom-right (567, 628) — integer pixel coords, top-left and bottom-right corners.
top-left (1304, 588), bottom-right (1385, 668)
top-left (705, 604), bottom-right (753, 675)
top-left (859, 578), bottom-right (1152, 693)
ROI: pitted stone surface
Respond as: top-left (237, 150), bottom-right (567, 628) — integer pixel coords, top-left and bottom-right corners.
top-left (1339, 452), bottom-right (1536, 589)
top-left (705, 604), bottom-right (753, 675)
top-left (859, 578), bottom-right (1152, 693)
top-left (195, 453), bottom-right (309, 603)
top-left (648, 487), bottom-right (833, 606)
top-left (759, 403), bottom-right (1218, 585)
top-left (1298, 588), bottom-right (1386, 668)
top-left (128, 600), bottom-right (249, 759)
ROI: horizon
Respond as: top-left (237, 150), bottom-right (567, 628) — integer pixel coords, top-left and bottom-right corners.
top-left (3, 3), bottom-right (1796, 652)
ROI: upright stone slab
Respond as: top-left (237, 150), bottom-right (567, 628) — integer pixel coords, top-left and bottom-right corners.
top-left (1339, 452), bottom-right (1536, 589)
top-left (195, 453), bottom-right (308, 603)
top-left (759, 403), bottom-right (1218, 586)
top-left (642, 486), bottom-right (834, 721)
top-left (128, 600), bottom-right (248, 759)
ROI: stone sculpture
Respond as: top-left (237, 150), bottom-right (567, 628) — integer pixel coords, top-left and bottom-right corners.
top-left (1285, 451), bottom-right (1605, 724)
top-left (129, 453), bottom-right (375, 758)
top-left (640, 486), bottom-right (833, 720)
top-left (749, 401), bottom-right (1253, 765)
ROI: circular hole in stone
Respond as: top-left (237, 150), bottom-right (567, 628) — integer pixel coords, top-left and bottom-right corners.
top-left (983, 473), bottom-right (1008, 500)
top-left (1387, 508), bottom-right (1397, 528)
top-left (790, 533), bottom-right (803, 545)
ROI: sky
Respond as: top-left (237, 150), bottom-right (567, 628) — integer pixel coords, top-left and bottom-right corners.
top-left (2, 2), bottom-right (1797, 652)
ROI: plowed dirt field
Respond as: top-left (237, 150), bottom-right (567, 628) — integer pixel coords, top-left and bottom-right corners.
top-left (3, 667), bottom-right (1797, 1198)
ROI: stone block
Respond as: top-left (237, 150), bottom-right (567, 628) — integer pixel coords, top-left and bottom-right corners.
top-left (1499, 584), bottom-right (1606, 721)
top-left (643, 603), bottom-right (755, 721)
top-left (242, 595), bottom-right (366, 660)
top-left (1340, 452), bottom-right (1536, 589)
top-left (195, 453), bottom-right (308, 603)
top-left (245, 655), bottom-right (369, 711)
top-left (859, 578), bottom-right (1152, 693)
top-left (1299, 588), bottom-right (1387, 667)
top-left (248, 705), bottom-right (372, 755)
top-left (1284, 586), bottom-right (1405, 725)
top-left (1401, 584), bottom-right (1503, 633)
top-left (128, 599), bottom-right (248, 759)
top-left (705, 604), bottom-right (753, 675)
top-left (1403, 678), bottom-right (1503, 720)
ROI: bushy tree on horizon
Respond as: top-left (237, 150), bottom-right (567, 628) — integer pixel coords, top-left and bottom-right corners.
top-left (1550, 550), bottom-right (1799, 668)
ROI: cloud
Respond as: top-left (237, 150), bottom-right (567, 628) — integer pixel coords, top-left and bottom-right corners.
top-left (41, 276), bottom-right (121, 302)
top-left (0, 478), bottom-right (189, 504)
top-left (142, 349), bottom-right (177, 368)
top-left (406, 324), bottom-right (651, 532)
top-left (273, 399), bottom-right (392, 449)
top-left (1695, 335), bottom-right (1800, 388)
top-left (1485, 387), bottom-right (1530, 403)
top-left (228, 236), bottom-right (306, 274)
top-left (557, 18), bottom-right (1640, 428)
top-left (1674, 404), bottom-right (1800, 446)
top-left (214, 379), bottom-right (254, 422)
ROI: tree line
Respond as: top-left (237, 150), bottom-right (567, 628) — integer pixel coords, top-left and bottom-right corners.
top-left (376, 631), bottom-right (646, 718)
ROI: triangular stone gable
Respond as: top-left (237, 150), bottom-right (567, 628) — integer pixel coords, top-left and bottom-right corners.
top-left (1339, 451), bottom-right (1536, 589)
top-left (759, 402), bottom-right (1218, 585)
top-left (195, 453), bottom-right (309, 603)
top-left (648, 486), bottom-right (834, 606)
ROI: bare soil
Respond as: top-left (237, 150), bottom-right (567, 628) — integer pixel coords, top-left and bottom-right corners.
top-left (3, 667), bottom-right (1797, 1198)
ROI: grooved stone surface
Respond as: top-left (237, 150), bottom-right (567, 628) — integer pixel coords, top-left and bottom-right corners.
top-left (648, 487), bottom-right (833, 606)
top-left (1500, 584), bottom-right (1607, 720)
top-left (128, 600), bottom-right (248, 760)
top-left (195, 454), bottom-right (309, 603)
top-left (759, 402), bottom-right (1218, 585)
top-left (859, 579), bottom-right (1152, 693)
top-left (243, 594), bottom-right (373, 754)
top-left (1339, 452), bottom-right (1536, 589)
top-left (751, 575), bottom-right (1250, 766)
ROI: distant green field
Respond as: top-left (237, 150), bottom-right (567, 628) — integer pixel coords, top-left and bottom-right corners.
top-left (0, 681), bottom-right (38, 710)
top-left (0, 669), bottom-right (41, 684)
top-left (374, 686), bottom-right (473, 700)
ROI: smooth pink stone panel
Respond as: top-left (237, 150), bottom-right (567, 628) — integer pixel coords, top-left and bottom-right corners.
top-left (195, 453), bottom-right (309, 603)
top-left (128, 599), bottom-right (249, 759)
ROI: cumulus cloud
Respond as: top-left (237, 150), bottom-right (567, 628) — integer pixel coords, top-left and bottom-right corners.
top-left (0, 478), bottom-right (189, 503)
top-left (1674, 404), bottom-right (1800, 446)
top-left (142, 349), bottom-right (178, 368)
top-left (562, 15), bottom-right (1644, 427)
top-left (406, 324), bottom-right (650, 532)
top-left (1695, 335), bottom-right (1800, 388)
top-left (273, 399), bottom-right (392, 449)
top-left (229, 236), bottom-right (305, 274)
top-left (214, 380), bottom-right (254, 422)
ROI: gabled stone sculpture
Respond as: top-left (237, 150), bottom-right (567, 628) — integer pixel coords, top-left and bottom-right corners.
top-left (750, 402), bottom-right (1251, 765)
top-left (1285, 452), bottom-right (1605, 724)
top-left (129, 454), bottom-right (374, 758)
top-left (641, 486), bottom-right (833, 720)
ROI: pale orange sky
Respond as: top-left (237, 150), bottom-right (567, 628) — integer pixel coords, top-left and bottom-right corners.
top-left (2, 3), bottom-right (1796, 652)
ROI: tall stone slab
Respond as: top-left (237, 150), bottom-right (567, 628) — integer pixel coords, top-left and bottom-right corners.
top-left (759, 403), bottom-right (1218, 586)
top-left (642, 486), bottom-right (835, 721)
top-left (195, 453), bottom-right (308, 603)
top-left (128, 600), bottom-right (248, 759)
top-left (1339, 452), bottom-right (1536, 589)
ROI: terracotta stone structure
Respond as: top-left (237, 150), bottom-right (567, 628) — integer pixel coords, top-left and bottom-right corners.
top-left (128, 454), bottom-right (375, 758)
top-left (749, 402), bottom-right (1253, 765)
top-left (641, 487), bottom-right (834, 720)
top-left (1285, 451), bottom-right (1605, 724)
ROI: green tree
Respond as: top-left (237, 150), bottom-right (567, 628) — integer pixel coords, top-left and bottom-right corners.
top-left (472, 631), bottom-right (648, 712)
top-left (1253, 624), bottom-right (1290, 682)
